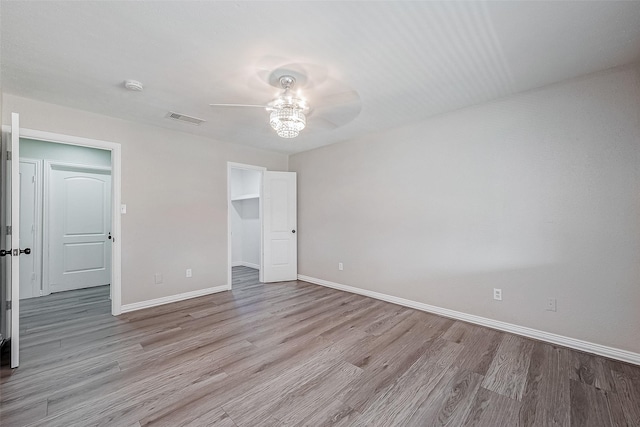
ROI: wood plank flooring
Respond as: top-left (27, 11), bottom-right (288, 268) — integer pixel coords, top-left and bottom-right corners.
top-left (1, 266), bottom-right (639, 426)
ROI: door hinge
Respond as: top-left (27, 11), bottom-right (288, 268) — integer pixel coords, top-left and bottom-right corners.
top-left (6, 226), bottom-right (11, 235)
top-left (6, 151), bottom-right (11, 161)
top-left (6, 301), bottom-right (11, 310)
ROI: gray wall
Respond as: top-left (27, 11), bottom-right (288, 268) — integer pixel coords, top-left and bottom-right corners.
top-left (2, 94), bottom-right (288, 306)
top-left (289, 65), bottom-right (640, 354)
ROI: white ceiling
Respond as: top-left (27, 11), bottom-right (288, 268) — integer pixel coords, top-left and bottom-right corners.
top-left (2, 1), bottom-right (640, 154)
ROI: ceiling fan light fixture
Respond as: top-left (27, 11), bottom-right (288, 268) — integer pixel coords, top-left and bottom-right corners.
top-left (270, 107), bottom-right (306, 134)
top-left (276, 126), bottom-right (300, 139)
top-left (266, 75), bottom-right (308, 138)
top-left (210, 74), bottom-right (314, 139)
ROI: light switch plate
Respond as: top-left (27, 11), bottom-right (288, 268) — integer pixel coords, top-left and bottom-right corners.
top-left (121, 204), bottom-right (127, 214)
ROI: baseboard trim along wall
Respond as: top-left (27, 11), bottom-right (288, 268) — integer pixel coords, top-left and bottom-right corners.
top-left (232, 261), bottom-right (260, 269)
top-left (120, 285), bottom-right (231, 313)
top-left (298, 274), bottom-right (640, 366)
top-left (241, 262), bottom-right (260, 270)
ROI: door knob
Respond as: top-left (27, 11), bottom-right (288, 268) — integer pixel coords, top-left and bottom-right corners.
top-left (0, 249), bottom-right (29, 256)
top-left (292, 230), bottom-right (296, 233)
top-left (108, 232), bottom-right (112, 240)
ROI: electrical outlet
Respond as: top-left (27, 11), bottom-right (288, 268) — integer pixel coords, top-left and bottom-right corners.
top-left (154, 273), bottom-right (163, 284)
top-left (338, 262), bottom-right (344, 271)
top-left (546, 298), bottom-right (557, 312)
top-left (186, 269), bottom-right (192, 278)
top-left (493, 288), bottom-right (502, 301)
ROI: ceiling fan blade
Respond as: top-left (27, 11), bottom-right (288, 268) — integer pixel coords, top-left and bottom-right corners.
top-left (307, 94), bottom-right (362, 130)
top-left (312, 90), bottom-right (360, 107)
top-left (209, 103), bottom-right (270, 108)
top-left (307, 117), bottom-right (339, 131)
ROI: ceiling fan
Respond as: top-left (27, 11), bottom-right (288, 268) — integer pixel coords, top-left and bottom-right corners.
top-left (209, 64), bottom-right (361, 139)
top-left (210, 75), bottom-right (307, 138)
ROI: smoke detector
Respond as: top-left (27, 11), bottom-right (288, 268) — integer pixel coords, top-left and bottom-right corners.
top-left (124, 79), bottom-right (144, 91)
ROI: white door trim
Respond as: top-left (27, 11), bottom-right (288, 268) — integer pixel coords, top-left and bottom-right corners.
top-left (9, 114), bottom-right (21, 368)
top-left (3, 126), bottom-right (123, 315)
top-left (227, 162), bottom-right (266, 287)
top-left (18, 158), bottom-right (43, 298)
top-left (1, 130), bottom-right (9, 345)
top-left (43, 160), bottom-right (112, 296)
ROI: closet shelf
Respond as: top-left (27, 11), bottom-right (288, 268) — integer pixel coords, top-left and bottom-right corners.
top-left (231, 193), bottom-right (259, 201)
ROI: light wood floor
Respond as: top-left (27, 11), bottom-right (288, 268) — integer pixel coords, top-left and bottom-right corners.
top-left (1, 266), bottom-right (639, 426)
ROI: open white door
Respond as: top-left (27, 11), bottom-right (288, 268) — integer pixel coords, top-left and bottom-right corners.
top-left (8, 113), bottom-right (21, 368)
top-left (262, 171), bottom-right (297, 282)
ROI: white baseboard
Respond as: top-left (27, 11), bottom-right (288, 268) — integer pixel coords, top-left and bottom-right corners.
top-left (298, 274), bottom-right (640, 366)
top-left (120, 285), bottom-right (231, 313)
top-left (233, 261), bottom-right (260, 270)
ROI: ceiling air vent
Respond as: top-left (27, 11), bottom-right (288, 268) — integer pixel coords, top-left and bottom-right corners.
top-left (165, 111), bottom-right (206, 126)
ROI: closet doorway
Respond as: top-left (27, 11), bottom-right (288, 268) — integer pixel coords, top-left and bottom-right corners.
top-left (227, 163), bottom-right (265, 287)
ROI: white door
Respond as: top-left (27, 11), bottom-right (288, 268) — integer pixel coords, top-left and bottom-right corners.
top-left (19, 161), bottom-right (39, 299)
top-left (262, 171), bottom-right (297, 282)
top-left (48, 164), bottom-right (111, 293)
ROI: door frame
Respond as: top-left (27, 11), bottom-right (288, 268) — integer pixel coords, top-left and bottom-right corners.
top-left (227, 162), bottom-right (265, 287)
top-left (18, 157), bottom-right (43, 299)
top-left (2, 126), bottom-right (123, 315)
top-left (43, 160), bottom-right (112, 297)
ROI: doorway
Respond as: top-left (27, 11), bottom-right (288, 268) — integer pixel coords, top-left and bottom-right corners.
top-left (20, 139), bottom-right (113, 300)
top-left (2, 126), bottom-right (122, 316)
top-left (226, 162), bottom-right (298, 288)
top-left (227, 162), bottom-right (265, 287)
top-left (2, 120), bottom-right (123, 368)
